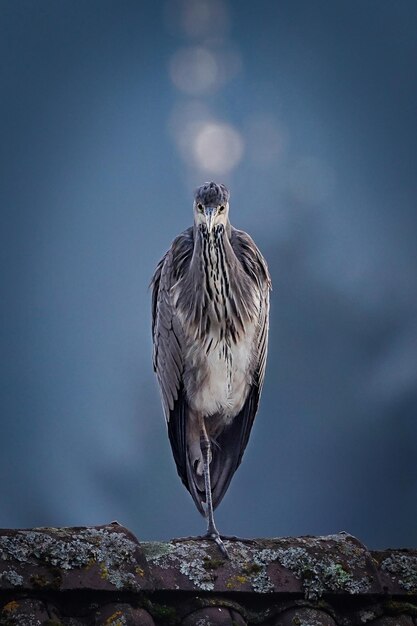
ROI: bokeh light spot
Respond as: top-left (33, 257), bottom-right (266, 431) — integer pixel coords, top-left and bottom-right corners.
top-left (169, 46), bottom-right (218, 95)
top-left (193, 122), bottom-right (244, 174)
top-left (165, 0), bottom-right (230, 39)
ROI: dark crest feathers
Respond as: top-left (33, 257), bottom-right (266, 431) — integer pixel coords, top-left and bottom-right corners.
top-left (194, 181), bottom-right (230, 206)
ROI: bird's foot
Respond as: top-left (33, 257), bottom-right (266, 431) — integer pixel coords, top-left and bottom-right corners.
top-left (171, 533), bottom-right (254, 551)
top-left (172, 533), bottom-right (229, 557)
top-left (204, 531), bottom-right (230, 559)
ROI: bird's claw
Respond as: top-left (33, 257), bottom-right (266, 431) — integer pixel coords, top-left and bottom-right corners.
top-left (171, 533), bottom-right (230, 558)
top-left (205, 531), bottom-right (230, 559)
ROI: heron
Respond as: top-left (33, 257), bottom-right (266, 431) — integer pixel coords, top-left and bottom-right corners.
top-left (151, 182), bottom-right (271, 557)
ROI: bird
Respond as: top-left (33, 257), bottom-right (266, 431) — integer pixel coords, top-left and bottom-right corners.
top-left (151, 182), bottom-right (271, 557)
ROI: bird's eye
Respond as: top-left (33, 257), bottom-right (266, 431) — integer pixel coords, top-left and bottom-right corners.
top-left (197, 203), bottom-right (204, 212)
top-left (219, 205), bottom-right (225, 212)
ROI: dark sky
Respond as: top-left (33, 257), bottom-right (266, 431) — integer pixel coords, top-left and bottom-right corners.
top-left (1, 0), bottom-right (416, 548)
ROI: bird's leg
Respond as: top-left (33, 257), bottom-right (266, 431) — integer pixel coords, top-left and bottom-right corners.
top-left (200, 421), bottom-right (229, 559)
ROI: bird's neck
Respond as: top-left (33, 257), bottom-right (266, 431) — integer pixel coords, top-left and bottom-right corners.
top-left (191, 222), bottom-right (242, 335)
top-left (185, 221), bottom-right (255, 344)
top-left (192, 223), bottom-right (231, 276)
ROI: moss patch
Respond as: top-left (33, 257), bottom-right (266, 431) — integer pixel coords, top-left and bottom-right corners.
top-left (144, 600), bottom-right (178, 625)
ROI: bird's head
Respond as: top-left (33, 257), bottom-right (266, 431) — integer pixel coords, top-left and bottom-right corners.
top-left (193, 182), bottom-right (230, 233)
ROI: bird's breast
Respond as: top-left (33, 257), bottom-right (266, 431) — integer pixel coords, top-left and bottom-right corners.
top-left (186, 321), bottom-right (257, 420)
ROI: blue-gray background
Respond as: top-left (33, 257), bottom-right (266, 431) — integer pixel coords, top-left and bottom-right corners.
top-left (1, 0), bottom-right (416, 549)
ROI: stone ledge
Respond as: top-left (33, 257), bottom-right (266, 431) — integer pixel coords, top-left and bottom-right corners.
top-left (0, 523), bottom-right (416, 625)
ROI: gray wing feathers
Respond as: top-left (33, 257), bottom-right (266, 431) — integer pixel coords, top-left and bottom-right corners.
top-left (231, 227), bottom-right (271, 392)
top-left (151, 244), bottom-right (186, 417)
top-left (151, 231), bottom-right (194, 490)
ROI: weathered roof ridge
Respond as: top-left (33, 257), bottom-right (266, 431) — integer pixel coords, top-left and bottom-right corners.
top-left (0, 523), bottom-right (416, 624)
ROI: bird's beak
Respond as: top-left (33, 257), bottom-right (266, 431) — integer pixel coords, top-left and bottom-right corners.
top-left (204, 207), bottom-right (216, 233)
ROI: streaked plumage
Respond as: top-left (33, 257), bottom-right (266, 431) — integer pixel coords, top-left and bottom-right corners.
top-left (151, 182), bottom-right (271, 554)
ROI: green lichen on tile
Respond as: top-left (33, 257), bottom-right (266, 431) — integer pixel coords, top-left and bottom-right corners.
top-left (144, 534), bottom-right (372, 598)
top-left (144, 540), bottom-right (220, 591)
top-left (142, 541), bottom-right (177, 561)
top-left (0, 569), bottom-right (23, 586)
top-left (100, 563), bottom-right (109, 580)
top-left (207, 540), bottom-right (277, 594)
top-left (0, 528), bottom-right (137, 569)
top-left (30, 573), bottom-right (55, 589)
top-left (214, 535), bottom-right (373, 599)
top-left (324, 563), bottom-right (352, 588)
top-left (108, 569), bottom-right (140, 591)
top-left (203, 556), bottom-right (225, 570)
top-left (226, 573), bottom-right (249, 589)
top-left (98, 560), bottom-right (140, 591)
top-left (179, 555), bottom-right (215, 591)
top-left (272, 543), bottom-right (371, 600)
top-left (381, 554), bottom-right (417, 593)
top-left (0, 527), bottom-right (141, 591)
top-left (241, 561), bottom-right (262, 576)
